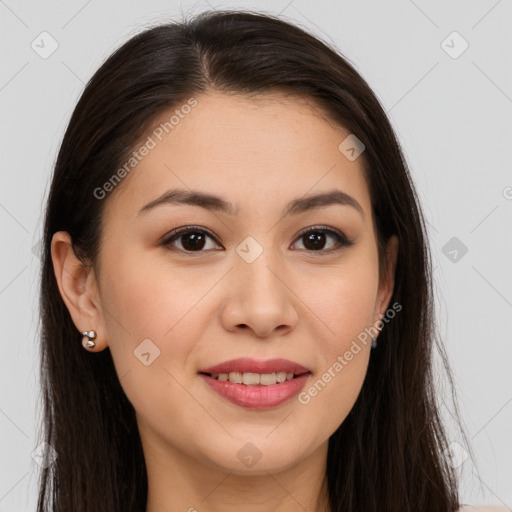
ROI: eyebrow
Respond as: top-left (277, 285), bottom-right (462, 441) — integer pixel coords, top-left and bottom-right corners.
top-left (137, 188), bottom-right (365, 219)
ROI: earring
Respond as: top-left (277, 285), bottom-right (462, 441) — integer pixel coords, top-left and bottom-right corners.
top-left (82, 330), bottom-right (97, 349)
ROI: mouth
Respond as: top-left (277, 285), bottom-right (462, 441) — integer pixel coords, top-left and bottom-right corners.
top-left (199, 370), bottom-right (310, 386)
top-left (198, 370), bottom-right (311, 409)
top-left (197, 357), bottom-right (312, 408)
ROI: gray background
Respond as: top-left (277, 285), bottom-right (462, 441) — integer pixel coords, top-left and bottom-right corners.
top-left (1, 0), bottom-right (511, 510)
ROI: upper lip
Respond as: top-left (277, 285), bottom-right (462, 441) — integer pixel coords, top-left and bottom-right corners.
top-left (199, 357), bottom-right (310, 375)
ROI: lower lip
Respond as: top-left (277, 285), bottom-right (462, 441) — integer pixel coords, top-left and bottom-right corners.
top-left (199, 373), bottom-right (310, 409)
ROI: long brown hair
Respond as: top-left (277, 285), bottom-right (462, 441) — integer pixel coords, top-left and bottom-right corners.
top-left (37, 9), bottom-right (472, 511)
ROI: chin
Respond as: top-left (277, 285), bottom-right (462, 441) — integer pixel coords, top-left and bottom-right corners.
top-left (201, 435), bottom-right (314, 475)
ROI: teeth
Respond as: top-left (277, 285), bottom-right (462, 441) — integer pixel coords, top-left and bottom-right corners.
top-left (276, 371), bottom-right (287, 383)
top-left (209, 371), bottom-right (300, 385)
top-left (229, 372), bottom-right (243, 384)
top-left (259, 373), bottom-right (276, 385)
top-left (242, 372), bottom-right (261, 385)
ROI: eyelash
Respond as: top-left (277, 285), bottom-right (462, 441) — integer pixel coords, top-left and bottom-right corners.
top-left (161, 224), bottom-right (354, 255)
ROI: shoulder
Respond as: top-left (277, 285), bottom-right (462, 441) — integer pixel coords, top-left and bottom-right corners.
top-left (458, 506), bottom-right (510, 511)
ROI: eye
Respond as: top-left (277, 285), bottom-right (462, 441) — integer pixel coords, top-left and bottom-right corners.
top-left (291, 225), bottom-right (354, 253)
top-left (162, 226), bottom-right (222, 253)
top-left (161, 225), bottom-right (354, 254)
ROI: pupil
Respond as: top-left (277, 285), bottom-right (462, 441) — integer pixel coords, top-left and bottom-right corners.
top-left (304, 232), bottom-right (325, 250)
top-left (183, 232), bottom-right (205, 251)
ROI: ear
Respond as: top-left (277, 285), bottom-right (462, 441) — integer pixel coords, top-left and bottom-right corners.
top-left (374, 234), bottom-right (399, 323)
top-left (51, 231), bottom-right (107, 351)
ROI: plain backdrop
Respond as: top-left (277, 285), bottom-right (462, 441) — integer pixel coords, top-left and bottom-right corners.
top-left (1, 0), bottom-right (511, 510)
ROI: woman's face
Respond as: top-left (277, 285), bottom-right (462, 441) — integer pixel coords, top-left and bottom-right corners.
top-left (79, 91), bottom-right (397, 474)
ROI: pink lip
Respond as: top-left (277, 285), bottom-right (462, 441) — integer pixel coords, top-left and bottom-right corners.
top-left (198, 357), bottom-right (310, 375)
top-left (199, 373), bottom-right (310, 409)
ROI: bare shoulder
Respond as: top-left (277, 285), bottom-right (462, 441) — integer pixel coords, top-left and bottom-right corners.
top-left (458, 506), bottom-right (511, 512)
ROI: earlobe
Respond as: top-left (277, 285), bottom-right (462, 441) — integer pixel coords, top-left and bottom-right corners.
top-left (50, 231), bottom-right (106, 351)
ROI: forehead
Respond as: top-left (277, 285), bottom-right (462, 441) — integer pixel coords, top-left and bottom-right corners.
top-left (102, 90), bottom-right (371, 220)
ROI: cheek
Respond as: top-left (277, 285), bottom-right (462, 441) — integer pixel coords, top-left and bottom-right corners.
top-left (304, 251), bottom-right (379, 349)
top-left (96, 250), bottom-right (208, 425)
top-left (99, 246), bottom-right (206, 340)
top-left (96, 244), bottom-right (226, 394)
top-left (296, 251), bottom-right (378, 424)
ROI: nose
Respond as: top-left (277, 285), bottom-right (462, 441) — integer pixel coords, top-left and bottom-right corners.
top-left (219, 249), bottom-right (299, 338)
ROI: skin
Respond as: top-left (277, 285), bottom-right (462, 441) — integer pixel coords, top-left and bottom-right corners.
top-left (52, 90), bottom-right (398, 512)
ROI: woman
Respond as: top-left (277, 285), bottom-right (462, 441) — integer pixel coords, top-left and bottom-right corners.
top-left (38, 9), bottom-right (474, 511)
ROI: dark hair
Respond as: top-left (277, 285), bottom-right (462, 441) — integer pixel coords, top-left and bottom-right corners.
top-left (38, 9), bottom-right (473, 511)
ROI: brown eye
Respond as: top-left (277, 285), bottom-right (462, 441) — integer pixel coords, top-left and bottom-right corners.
top-left (292, 226), bottom-right (354, 253)
top-left (162, 226), bottom-right (221, 252)
top-left (162, 225), bottom-right (354, 255)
